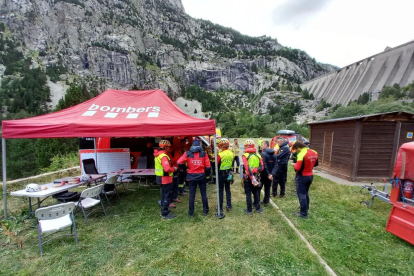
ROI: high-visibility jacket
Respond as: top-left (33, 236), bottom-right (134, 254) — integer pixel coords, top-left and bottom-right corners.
top-left (218, 149), bottom-right (234, 170)
top-left (243, 152), bottom-right (262, 170)
top-left (242, 147), bottom-right (264, 181)
top-left (154, 149), bottom-right (175, 184)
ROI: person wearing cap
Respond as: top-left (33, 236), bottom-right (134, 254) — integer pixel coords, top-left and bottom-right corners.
top-left (292, 141), bottom-right (318, 219)
top-left (273, 137), bottom-right (290, 198)
top-left (154, 140), bottom-right (178, 220)
top-left (242, 139), bottom-right (264, 215)
top-left (177, 139), bottom-right (211, 217)
top-left (217, 138), bottom-right (234, 217)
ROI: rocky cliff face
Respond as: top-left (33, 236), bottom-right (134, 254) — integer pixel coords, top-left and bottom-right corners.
top-left (0, 0), bottom-right (335, 101)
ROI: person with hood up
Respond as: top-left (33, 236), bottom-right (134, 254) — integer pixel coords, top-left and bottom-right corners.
top-left (273, 137), bottom-right (290, 198)
top-left (177, 139), bottom-right (211, 217)
top-left (217, 138), bottom-right (234, 218)
top-left (242, 139), bottom-right (264, 215)
top-left (260, 140), bottom-right (277, 206)
top-left (154, 140), bottom-right (178, 220)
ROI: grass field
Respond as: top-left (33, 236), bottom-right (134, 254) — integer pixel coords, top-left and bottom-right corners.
top-left (1, 164), bottom-right (414, 275)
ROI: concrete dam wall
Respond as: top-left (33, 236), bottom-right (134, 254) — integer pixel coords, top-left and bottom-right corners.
top-left (300, 40), bottom-right (414, 105)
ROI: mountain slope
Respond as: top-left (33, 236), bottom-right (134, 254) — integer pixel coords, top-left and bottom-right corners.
top-left (0, 0), bottom-right (335, 100)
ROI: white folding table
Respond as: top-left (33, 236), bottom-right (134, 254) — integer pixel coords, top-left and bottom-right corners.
top-left (11, 174), bottom-right (106, 216)
top-left (108, 169), bottom-right (155, 189)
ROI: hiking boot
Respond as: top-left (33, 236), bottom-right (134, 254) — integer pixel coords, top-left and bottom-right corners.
top-left (173, 198), bottom-right (181, 203)
top-left (272, 194), bottom-right (277, 197)
top-left (244, 209), bottom-right (253, 216)
top-left (279, 195), bottom-right (285, 198)
top-left (226, 206), bottom-right (232, 212)
top-left (294, 212), bottom-right (308, 219)
top-left (189, 214), bottom-right (195, 218)
top-left (169, 203), bottom-right (176, 208)
top-left (161, 213), bottom-right (176, 220)
top-left (203, 211), bottom-right (209, 216)
top-left (255, 208), bottom-right (264, 214)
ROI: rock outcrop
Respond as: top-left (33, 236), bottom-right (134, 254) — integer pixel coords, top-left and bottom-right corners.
top-left (0, 0), bottom-right (335, 103)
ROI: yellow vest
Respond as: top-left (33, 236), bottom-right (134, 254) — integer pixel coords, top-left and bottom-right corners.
top-left (219, 150), bottom-right (234, 170)
top-left (155, 153), bottom-right (173, 177)
top-left (243, 152), bottom-right (261, 169)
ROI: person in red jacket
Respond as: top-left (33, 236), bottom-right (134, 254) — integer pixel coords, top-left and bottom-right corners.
top-left (177, 139), bottom-right (211, 217)
top-left (292, 141), bottom-right (318, 219)
top-left (154, 140), bottom-right (178, 220)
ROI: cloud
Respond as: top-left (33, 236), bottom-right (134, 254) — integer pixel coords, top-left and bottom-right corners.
top-left (273, 0), bottom-right (333, 28)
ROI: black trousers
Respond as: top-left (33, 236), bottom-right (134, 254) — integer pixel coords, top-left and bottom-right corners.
top-left (188, 179), bottom-right (209, 215)
top-left (161, 183), bottom-right (173, 216)
top-left (273, 164), bottom-right (287, 196)
top-left (244, 178), bottom-right (261, 212)
top-left (261, 173), bottom-right (272, 204)
top-left (218, 171), bottom-right (232, 211)
top-left (295, 175), bottom-right (313, 216)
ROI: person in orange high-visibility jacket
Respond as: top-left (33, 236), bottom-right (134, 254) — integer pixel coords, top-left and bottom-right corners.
top-left (292, 141), bottom-right (318, 219)
top-left (242, 139), bottom-right (264, 216)
top-left (154, 140), bottom-right (178, 220)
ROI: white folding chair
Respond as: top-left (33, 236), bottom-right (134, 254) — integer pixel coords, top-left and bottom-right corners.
top-left (76, 184), bottom-right (106, 226)
top-left (35, 202), bottom-right (78, 257)
top-left (101, 175), bottom-right (121, 204)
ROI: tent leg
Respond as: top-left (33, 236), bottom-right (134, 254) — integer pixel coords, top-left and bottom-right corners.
top-left (94, 138), bottom-right (98, 170)
top-left (214, 135), bottom-right (224, 219)
top-left (2, 138), bottom-right (7, 219)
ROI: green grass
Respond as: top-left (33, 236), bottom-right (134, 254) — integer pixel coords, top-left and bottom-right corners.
top-left (1, 165), bottom-right (414, 275)
top-left (1, 175), bottom-right (327, 276)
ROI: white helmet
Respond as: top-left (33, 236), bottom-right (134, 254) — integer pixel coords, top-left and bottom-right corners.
top-left (26, 183), bottom-right (41, 192)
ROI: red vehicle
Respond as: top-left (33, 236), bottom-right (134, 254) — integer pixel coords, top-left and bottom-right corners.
top-left (386, 141), bottom-right (414, 245)
top-left (270, 130), bottom-right (301, 148)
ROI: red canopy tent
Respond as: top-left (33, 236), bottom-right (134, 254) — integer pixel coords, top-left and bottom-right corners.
top-left (1, 89), bottom-right (218, 218)
top-left (2, 89), bottom-right (215, 138)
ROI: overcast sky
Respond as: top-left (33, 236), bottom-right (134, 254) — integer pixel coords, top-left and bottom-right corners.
top-left (181, 0), bottom-right (414, 68)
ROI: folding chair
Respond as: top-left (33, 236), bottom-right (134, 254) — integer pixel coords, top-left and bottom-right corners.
top-left (76, 184), bottom-right (106, 226)
top-left (101, 175), bottom-right (121, 204)
top-left (82, 158), bottom-right (106, 185)
top-left (35, 202), bottom-right (78, 257)
top-left (82, 158), bottom-right (99, 174)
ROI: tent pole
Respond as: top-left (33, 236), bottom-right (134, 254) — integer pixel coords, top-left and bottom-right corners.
top-left (214, 135), bottom-right (221, 218)
top-left (94, 137), bottom-right (98, 170)
top-left (2, 138), bottom-right (7, 219)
